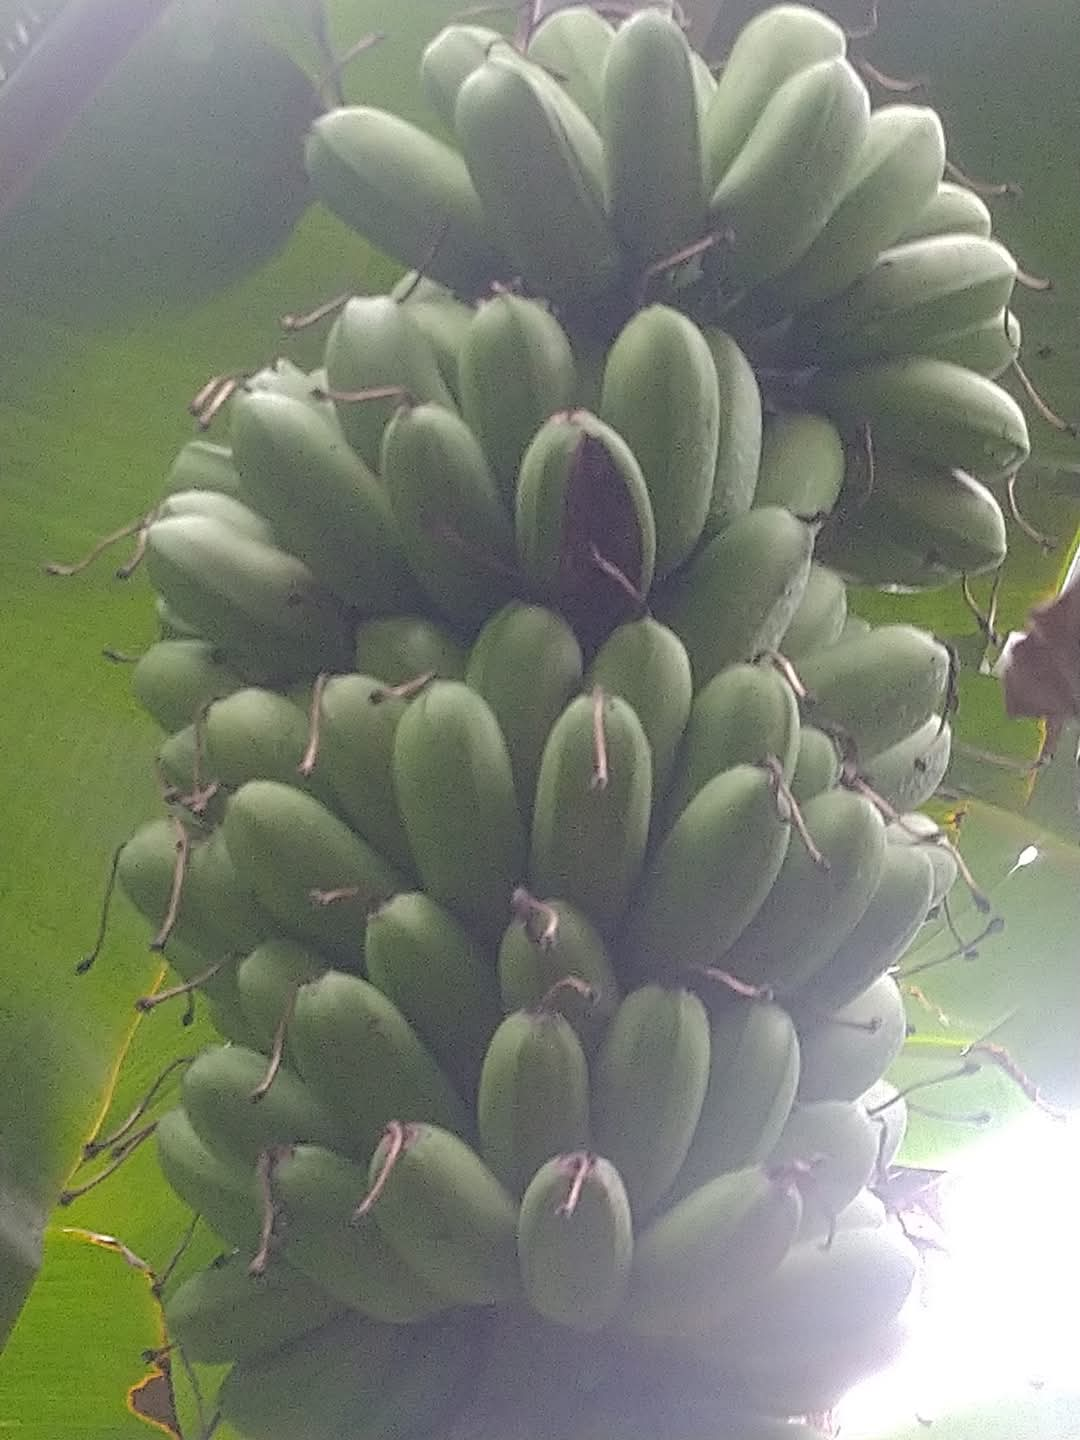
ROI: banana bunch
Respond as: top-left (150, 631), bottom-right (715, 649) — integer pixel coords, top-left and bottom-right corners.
top-left (65, 4), bottom-right (1042, 1437)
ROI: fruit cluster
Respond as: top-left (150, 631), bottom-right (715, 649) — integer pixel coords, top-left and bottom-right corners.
top-left (97, 5), bottom-right (1035, 1437)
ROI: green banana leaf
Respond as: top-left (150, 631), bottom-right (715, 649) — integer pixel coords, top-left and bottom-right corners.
top-left (2, 0), bottom-right (1080, 1436)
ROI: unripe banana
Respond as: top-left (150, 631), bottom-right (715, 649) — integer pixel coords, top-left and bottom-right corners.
top-left (794, 843), bottom-right (936, 1012)
top-left (751, 411), bottom-right (846, 516)
top-left (897, 179), bottom-right (993, 242)
top-left (419, 24), bottom-right (506, 128)
top-left (466, 602), bottom-right (584, 820)
top-left (515, 410), bottom-right (656, 642)
top-left (203, 686), bottom-right (338, 810)
top-left (243, 356), bottom-right (332, 410)
top-left (768, 103), bottom-right (946, 306)
top-left (529, 690), bottom-right (652, 935)
top-left (164, 1250), bottom-right (344, 1366)
top-left (524, 7), bottom-right (615, 128)
top-left (886, 812), bottom-right (959, 908)
top-left (365, 891), bottom-right (503, 1098)
top-left (718, 788), bottom-right (887, 993)
top-left (676, 999), bottom-right (801, 1193)
top-left (517, 1153), bottom-right (633, 1332)
top-left (701, 326), bottom-right (763, 529)
top-left (380, 400), bottom-right (517, 632)
top-left (155, 1108), bottom-right (260, 1250)
top-left (862, 1077), bottom-right (908, 1171)
top-left (458, 293), bottom-right (577, 504)
top-left (392, 679), bottom-right (526, 940)
top-left (132, 639), bottom-right (242, 732)
top-left (860, 713), bottom-right (952, 812)
top-left (156, 936), bottom-right (254, 1046)
top-left (621, 764), bottom-right (791, 985)
top-left (707, 57), bottom-right (870, 288)
top-left (816, 356), bottom-right (1029, 483)
top-left (271, 1145), bottom-right (448, 1322)
top-left (164, 438), bottom-right (240, 497)
top-left (929, 307), bottom-right (1021, 378)
top-left (229, 390), bottom-right (419, 614)
top-left (599, 306), bottom-right (719, 577)
top-left (389, 273), bottom-right (475, 404)
top-left (585, 618), bottom-right (693, 804)
top-left (767, 1098), bottom-right (880, 1218)
top-left (661, 661), bottom-right (800, 832)
top-left (454, 57), bottom-right (621, 304)
top-left (477, 1007), bottom-right (591, 1197)
top-left (591, 984), bottom-right (711, 1217)
top-left (305, 106), bottom-right (506, 296)
top-left (701, 4), bottom-right (847, 190)
top-left (789, 724), bottom-right (841, 804)
top-left (363, 1122), bottom-right (521, 1305)
top-left (797, 1185), bottom-right (887, 1244)
top-left (236, 938), bottom-right (325, 1054)
top-left (778, 563), bottom-right (848, 659)
top-left (156, 724), bottom-right (224, 826)
top-left (144, 514), bottom-right (353, 680)
top-left (796, 972), bottom-right (908, 1103)
top-left (602, 8), bottom-right (705, 268)
top-left (153, 488), bottom-right (275, 545)
top-left (154, 596), bottom-right (201, 641)
top-left (624, 1164), bottom-right (803, 1338)
top-left (655, 507), bottom-right (814, 687)
top-left (497, 894), bottom-right (622, 1045)
top-left (222, 780), bottom-right (405, 966)
top-left (798, 622), bottom-right (951, 761)
top-left (289, 971), bottom-right (470, 1159)
top-left (322, 295), bottom-right (458, 472)
top-left (355, 614), bottom-right (466, 685)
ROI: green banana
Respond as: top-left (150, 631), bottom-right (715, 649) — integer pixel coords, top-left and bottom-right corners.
top-left (388, 273), bottom-right (474, 404)
top-left (155, 1107), bottom-right (260, 1250)
top-left (795, 972), bottom-right (908, 1103)
top-left (144, 513), bottom-right (353, 680)
top-left (896, 179), bottom-right (993, 242)
top-left (798, 622), bottom-right (951, 761)
top-left (458, 292), bottom-right (577, 505)
top-left (815, 356), bottom-right (1029, 483)
top-left (155, 936), bottom-right (254, 1045)
top-left (243, 356), bottom-right (330, 409)
top-left (701, 326), bottom-right (763, 530)
top-left (365, 890), bottom-right (503, 1098)
top-left (477, 1006), bottom-right (591, 1197)
top-left (799, 234), bottom-right (1018, 364)
top-left (271, 1144), bottom-right (448, 1321)
top-left (524, 7), bottom-right (615, 127)
top-left (707, 57), bottom-right (870, 288)
top-left (928, 307), bottom-right (1021, 378)
top-left (675, 998), bottom-right (801, 1193)
top-left (497, 893), bottom-right (622, 1045)
top-left (289, 971), bottom-right (470, 1159)
top-left (454, 56), bottom-right (622, 304)
top-left (380, 399), bottom-right (517, 632)
top-left (860, 713), bottom-right (952, 812)
top-left (701, 3), bottom-right (847, 190)
top-left (203, 686), bottom-right (339, 810)
top-left (585, 618), bottom-right (693, 804)
top-left (164, 438), bottom-right (241, 497)
top-left (621, 764), bottom-right (791, 985)
top-left (322, 295), bottom-right (458, 472)
top-left (304, 671), bottom-right (417, 877)
top-left (362, 1122), bottom-right (521, 1305)
top-left (654, 507), bottom-right (814, 687)
top-left (515, 409), bottom-right (656, 642)
top-left (153, 488), bottom-right (275, 545)
top-left (886, 812), bottom-right (959, 908)
top-left (419, 24), bottom-right (506, 128)
top-left (392, 679), bottom-right (526, 940)
top-left (797, 1185), bottom-right (887, 1244)
top-left (235, 937), bottom-right (326, 1054)
top-left (229, 390), bottom-right (419, 614)
top-left (164, 1250), bottom-right (343, 1365)
top-left (768, 103), bottom-right (946, 306)
top-left (181, 1043), bottom-right (345, 1166)
top-left (599, 305), bottom-right (719, 577)
top-left (789, 724), bottom-right (841, 804)
top-left (751, 411), bottom-right (846, 516)
top-left (305, 105), bottom-right (506, 296)
top-left (767, 1098), bottom-right (880, 1218)
top-left (661, 660), bottom-right (801, 832)
top-left (354, 614), bottom-right (467, 685)
top-left (222, 779), bottom-right (405, 968)
top-left (465, 601), bottom-right (584, 821)
top-left (591, 984), bottom-right (711, 1217)
top-left (156, 723), bottom-right (223, 827)
top-left (517, 1153), bottom-right (633, 1332)
top-left (717, 788), bottom-right (887, 993)
top-left (862, 1077), bottom-right (908, 1171)
top-left (779, 562), bottom-right (848, 659)
top-left (529, 690), bottom-right (652, 935)
top-left (793, 842), bottom-right (936, 1011)
top-left (602, 8), bottom-right (705, 269)
top-left (624, 1164), bottom-right (803, 1339)
top-left (132, 638), bottom-right (242, 732)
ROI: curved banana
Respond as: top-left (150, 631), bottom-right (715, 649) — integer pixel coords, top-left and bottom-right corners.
top-left (886, 812), bottom-right (959, 909)
top-left (795, 972), bottom-right (908, 1103)
top-left (389, 272), bottom-right (474, 404)
top-left (354, 614), bottom-right (467, 685)
top-left (419, 24), bottom-right (506, 128)
top-left (153, 488), bottom-right (275, 546)
top-left (701, 326), bottom-right (763, 530)
top-left (751, 411), bottom-right (846, 517)
top-left (164, 438), bottom-right (241, 497)
top-left (203, 686), bottom-right (339, 810)
top-left (928, 307), bottom-right (1021, 378)
top-left (860, 713), bottom-right (952, 812)
top-left (767, 1098), bottom-right (880, 1218)
top-left (524, 7), bottom-right (615, 128)
top-left (897, 179), bottom-right (993, 242)
top-left (235, 937), bottom-right (324, 1055)
top-left (789, 724), bottom-right (842, 804)
top-left (132, 638), bottom-right (242, 733)
top-left (155, 1107), bottom-right (261, 1250)
top-left (779, 562), bottom-right (848, 659)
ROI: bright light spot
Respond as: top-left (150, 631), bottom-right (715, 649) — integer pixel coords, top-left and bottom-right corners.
top-left (836, 1111), bottom-right (1080, 1436)
top-left (1005, 844), bottom-right (1040, 879)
